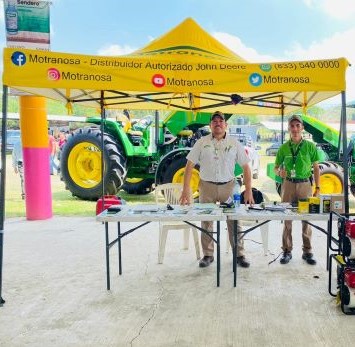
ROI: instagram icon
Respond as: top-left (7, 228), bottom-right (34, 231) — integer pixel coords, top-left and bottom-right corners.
top-left (47, 68), bottom-right (60, 81)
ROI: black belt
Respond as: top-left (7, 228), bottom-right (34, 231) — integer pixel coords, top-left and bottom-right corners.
top-left (204, 180), bottom-right (232, 185)
top-left (286, 177), bottom-right (310, 183)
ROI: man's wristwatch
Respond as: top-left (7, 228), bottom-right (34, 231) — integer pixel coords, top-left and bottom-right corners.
top-left (315, 186), bottom-right (320, 190)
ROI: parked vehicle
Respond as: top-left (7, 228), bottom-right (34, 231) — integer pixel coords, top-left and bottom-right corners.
top-left (265, 142), bottom-right (281, 156)
top-left (60, 111), bottom-right (256, 200)
top-left (2, 129), bottom-right (21, 153)
top-left (230, 133), bottom-right (260, 179)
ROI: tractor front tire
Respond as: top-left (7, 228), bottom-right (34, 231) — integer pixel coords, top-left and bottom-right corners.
top-left (274, 161), bottom-right (344, 197)
top-left (122, 178), bottom-right (155, 195)
top-left (276, 182), bottom-right (282, 196)
top-left (318, 161), bottom-right (344, 195)
top-left (160, 156), bottom-right (200, 199)
top-left (350, 184), bottom-right (355, 197)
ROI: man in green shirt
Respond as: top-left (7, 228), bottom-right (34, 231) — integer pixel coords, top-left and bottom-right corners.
top-left (274, 114), bottom-right (320, 265)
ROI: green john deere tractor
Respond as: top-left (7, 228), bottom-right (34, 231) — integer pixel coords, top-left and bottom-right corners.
top-left (267, 114), bottom-right (355, 196)
top-left (60, 111), bottom-right (246, 200)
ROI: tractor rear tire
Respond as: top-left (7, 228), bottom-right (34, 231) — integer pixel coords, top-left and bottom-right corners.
top-left (60, 127), bottom-right (127, 200)
top-left (122, 178), bottom-right (155, 195)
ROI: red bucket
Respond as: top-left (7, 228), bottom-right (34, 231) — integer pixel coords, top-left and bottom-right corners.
top-left (96, 195), bottom-right (122, 215)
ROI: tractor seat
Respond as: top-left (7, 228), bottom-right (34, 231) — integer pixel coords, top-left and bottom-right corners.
top-left (127, 129), bottom-right (143, 145)
top-left (116, 114), bottom-right (132, 133)
top-left (178, 130), bottom-right (193, 137)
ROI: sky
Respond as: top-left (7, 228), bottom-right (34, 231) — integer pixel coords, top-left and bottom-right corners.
top-left (1, 0), bottom-right (355, 103)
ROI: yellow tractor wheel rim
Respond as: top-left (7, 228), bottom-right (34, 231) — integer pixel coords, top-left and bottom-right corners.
top-left (319, 173), bottom-right (343, 194)
top-left (172, 167), bottom-right (200, 199)
top-left (68, 142), bottom-right (102, 188)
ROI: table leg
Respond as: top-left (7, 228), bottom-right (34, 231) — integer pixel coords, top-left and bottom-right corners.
top-left (233, 220), bottom-right (238, 287)
top-left (117, 222), bottom-right (122, 275)
top-left (260, 223), bottom-right (269, 255)
top-left (326, 219), bottom-right (330, 271)
top-left (105, 222), bottom-right (110, 291)
top-left (217, 221), bottom-right (220, 287)
top-left (0, 230), bottom-right (5, 305)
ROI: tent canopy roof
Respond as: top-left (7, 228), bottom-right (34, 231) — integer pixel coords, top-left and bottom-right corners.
top-left (2, 18), bottom-right (349, 115)
top-left (130, 17), bottom-right (246, 62)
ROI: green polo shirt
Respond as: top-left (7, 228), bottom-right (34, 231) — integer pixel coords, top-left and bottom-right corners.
top-left (275, 139), bottom-right (319, 179)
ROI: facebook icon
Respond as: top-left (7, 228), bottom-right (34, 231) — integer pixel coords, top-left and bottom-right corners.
top-left (11, 52), bottom-right (27, 66)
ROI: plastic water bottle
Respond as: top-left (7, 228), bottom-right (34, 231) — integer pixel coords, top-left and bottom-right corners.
top-left (5, 0), bottom-right (18, 36)
top-left (233, 180), bottom-right (241, 208)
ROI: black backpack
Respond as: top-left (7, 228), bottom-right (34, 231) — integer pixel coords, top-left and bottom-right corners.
top-left (241, 188), bottom-right (264, 204)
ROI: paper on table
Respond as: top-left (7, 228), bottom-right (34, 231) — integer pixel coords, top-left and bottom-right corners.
top-left (264, 205), bottom-right (286, 212)
top-left (131, 205), bottom-right (160, 213)
top-left (193, 203), bottom-right (217, 209)
top-left (195, 209), bottom-right (214, 214)
top-left (247, 206), bottom-right (265, 211)
top-left (168, 207), bottom-right (190, 214)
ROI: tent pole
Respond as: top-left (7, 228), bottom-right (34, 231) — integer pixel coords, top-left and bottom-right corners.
top-left (155, 110), bottom-right (159, 149)
top-left (0, 85), bottom-right (9, 306)
top-left (100, 91), bottom-right (105, 199)
top-left (281, 97), bottom-right (285, 144)
top-left (341, 91), bottom-right (349, 214)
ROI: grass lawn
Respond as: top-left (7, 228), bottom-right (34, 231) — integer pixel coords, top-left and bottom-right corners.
top-left (4, 154), bottom-right (163, 218)
top-left (3, 143), bottom-right (354, 217)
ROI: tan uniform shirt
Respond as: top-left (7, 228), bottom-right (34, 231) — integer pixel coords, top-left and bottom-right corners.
top-left (187, 133), bottom-right (249, 182)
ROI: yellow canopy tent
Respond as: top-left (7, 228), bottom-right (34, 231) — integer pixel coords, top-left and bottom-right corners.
top-left (0, 16), bottom-right (352, 215)
top-left (0, 18), bottom-right (351, 304)
top-left (2, 18), bottom-right (349, 114)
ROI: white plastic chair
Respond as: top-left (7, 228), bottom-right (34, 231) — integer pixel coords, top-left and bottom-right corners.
top-left (155, 183), bottom-right (201, 264)
top-left (226, 192), bottom-right (270, 255)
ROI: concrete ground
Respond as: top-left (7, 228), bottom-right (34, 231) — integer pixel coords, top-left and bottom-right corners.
top-left (0, 216), bottom-right (354, 347)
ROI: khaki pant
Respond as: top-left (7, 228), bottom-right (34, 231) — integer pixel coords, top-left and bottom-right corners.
top-left (281, 180), bottom-right (312, 253)
top-left (199, 180), bottom-right (244, 257)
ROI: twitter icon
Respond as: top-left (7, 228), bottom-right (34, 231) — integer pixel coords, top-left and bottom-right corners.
top-left (249, 73), bottom-right (262, 87)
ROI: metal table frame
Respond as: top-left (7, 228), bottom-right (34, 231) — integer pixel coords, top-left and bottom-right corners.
top-left (97, 204), bottom-right (225, 289)
top-left (227, 207), bottom-right (333, 287)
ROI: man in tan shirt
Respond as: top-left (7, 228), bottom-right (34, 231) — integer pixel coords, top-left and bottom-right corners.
top-left (180, 111), bottom-right (254, 268)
